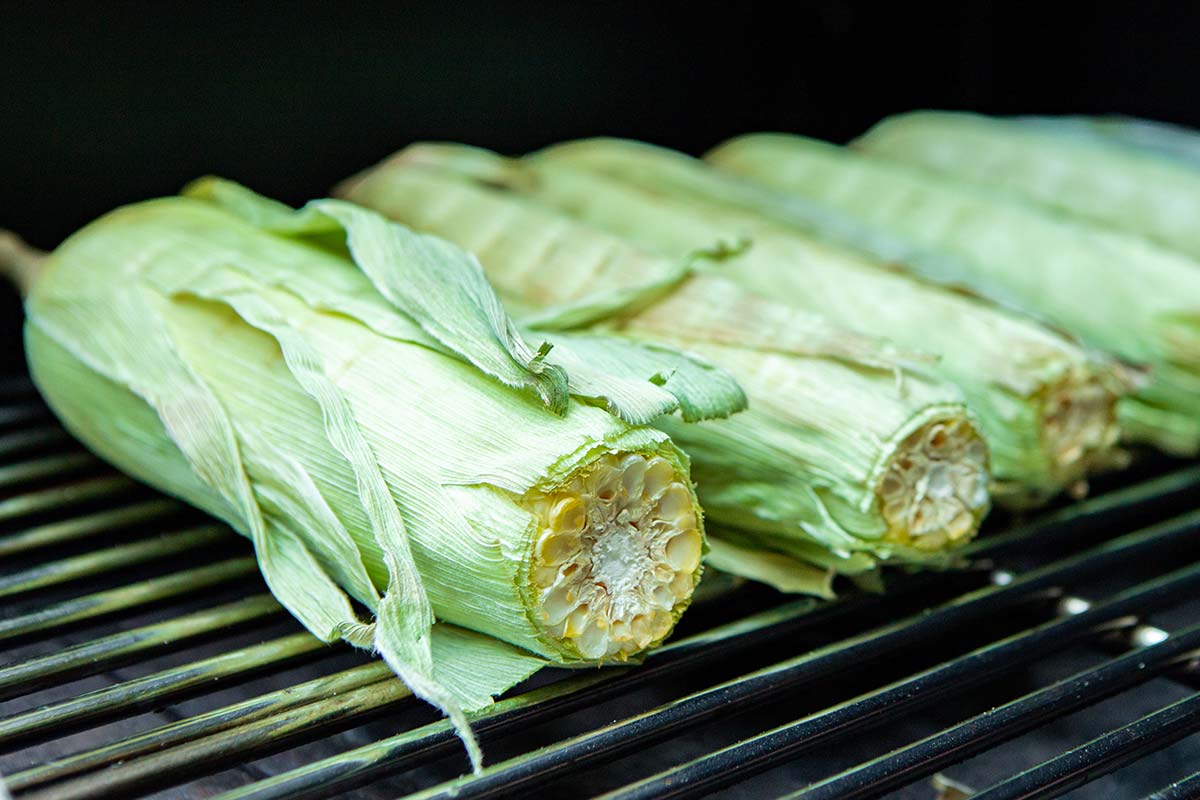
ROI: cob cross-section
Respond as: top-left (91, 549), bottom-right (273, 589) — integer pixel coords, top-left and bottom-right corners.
top-left (0, 183), bottom-right (745, 767)
top-left (705, 132), bottom-right (1200, 456)
top-left (338, 149), bottom-right (993, 593)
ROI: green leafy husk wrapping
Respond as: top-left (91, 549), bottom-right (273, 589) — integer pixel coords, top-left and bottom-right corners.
top-left (338, 150), bottom-right (994, 593)
top-left (14, 186), bottom-right (745, 768)
top-left (855, 110), bottom-right (1200, 264)
top-left (361, 140), bottom-right (1129, 504)
top-left (704, 132), bottom-right (1200, 456)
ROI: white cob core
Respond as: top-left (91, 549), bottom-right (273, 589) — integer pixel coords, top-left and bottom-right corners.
top-left (525, 452), bottom-right (701, 661)
top-left (878, 417), bottom-right (990, 551)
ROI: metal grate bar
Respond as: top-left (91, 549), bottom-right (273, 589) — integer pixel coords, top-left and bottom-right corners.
top-left (784, 627), bottom-right (1200, 798)
top-left (600, 564), bottom-right (1200, 800)
top-left (0, 525), bottom-right (234, 599)
top-left (971, 693), bottom-right (1200, 800)
top-left (17, 671), bottom-right (414, 800)
top-left (0, 633), bottom-right (329, 751)
top-left (199, 476), bottom-right (1200, 800)
top-left (0, 403), bottom-right (51, 430)
top-left (969, 463), bottom-right (1200, 561)
top-left (0, 595), bottom-right (282, 700)
top-left (0, 498), bottom-right (184, 558)
top-left (0, 557), bottom-right (259, 644)
top-left (1142, 770), bottom-right (1200, 800)
top-left (0, 453), bottom-right (98, 492)
top-left (0, 475), bottom-right (140, 525)
top-left (0, 368), bottom-right (1196, 800)
top-left (345, 512), bottom-right (1200, 800)
top-left (4, 662), bottom-right (397, 794)
top-left (0, 428), bottom-right (71, 462)
top-left (200, 598), bottom-right (849, 800)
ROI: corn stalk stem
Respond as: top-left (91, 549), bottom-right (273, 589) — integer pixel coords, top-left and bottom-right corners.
top-left (0, 230), bottom-right (48, 297)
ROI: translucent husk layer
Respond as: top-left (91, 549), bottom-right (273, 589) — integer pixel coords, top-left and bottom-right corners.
top-left (360, 141), bottom-right (1125, 503)
top-left (705, 133), bottom-right (1200, 455)
top-left (12, 187), bottom-right (742, 767)
top-left (338, 154), bottom-right (993, 592)
top-left (856, 111), bottom-right (1200, 263)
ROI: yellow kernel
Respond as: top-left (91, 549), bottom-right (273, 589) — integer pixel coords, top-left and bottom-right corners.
top-left (535, 529), bottom-right (581, 566)
top-left (642, 457), bottom-right (675, 501)
top-left (549, 497), bottom-right (586, 534)
top-left (665, 529), bottom-right (702, 572)
top-left (653, 482), bottom-right (692, 522)
top-left (565, 604), bottom-right (590, 637)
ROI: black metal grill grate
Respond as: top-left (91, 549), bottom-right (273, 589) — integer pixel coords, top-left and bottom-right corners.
top-left (1, 369), bottom-right (1198, 800)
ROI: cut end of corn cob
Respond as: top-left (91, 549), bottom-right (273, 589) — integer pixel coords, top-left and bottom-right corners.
top-left (878, 417), bottom-right (990, 551)
top-left (523, 452), bottom-right (701, 661)
top-left (1038, 373), bottom-right (1124, 489)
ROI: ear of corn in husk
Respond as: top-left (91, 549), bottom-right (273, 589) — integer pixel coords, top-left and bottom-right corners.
top-left (1016, 114), bottom-right (1200, 172)
top-left (6, 183), bottom-right (747, 768)
top-left (854, 111), bottom-right (1200, 263)
top-left (370, 140), bottom-right (1129, 504)
top-left (338, 149), bottom-right (994, 592)
top-left (705, 132), bottom-right (1200, 456)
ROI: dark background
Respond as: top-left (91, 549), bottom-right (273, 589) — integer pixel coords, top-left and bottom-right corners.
top-left (3, 3), bottom-right (1200, 367)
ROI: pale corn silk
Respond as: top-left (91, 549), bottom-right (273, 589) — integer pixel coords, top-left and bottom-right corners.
top-left (338, 153), bottom-right (994, 593)
top-left (704, 132), bottom-right (1200, 457)
top-left (19, 185), bottom-right (745, 768)
top-left (467, 138), bottom-right (1128, 504)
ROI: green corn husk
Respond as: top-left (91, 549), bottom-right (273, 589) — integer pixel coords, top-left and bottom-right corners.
top-left (706, 132), bottom-right (1200, 456)
top-left (365, 141), bottom-right (1130, 504)
top-left (854, 111), bottom-right (1200, 262)
top-left (3, 183), bottom-right (747, 767)
top-left (1015, 114), bottom-right (1200, 172)
top-left (339, 149), bottom-right (995, 592)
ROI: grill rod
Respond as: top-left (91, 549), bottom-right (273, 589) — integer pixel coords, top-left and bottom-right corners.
top-left (1143, 770), bottom-right (1200, 800)
top-left (972, 692), bottom-right (1200, 800)
top-left (0, 557), bottom-right (258, 644)
top-left (8, 596), bottom-right (831, 800)
top-left (0, 632), bottom-right (331, 751)
top-left (0, 498), bottom-right (183, 558)
top-left (0, 526), bottom-right (231, 599)
top-left (211, 509), bottom-right (1200, 800)
top-left (0, 595), bottom-right (282, 700)
top-left (199, 467), bottom-right (1200, 800)
top-left (2, 375), bottom-right (1197, 800)
top-left (3, 662), bottom-right (397, 794)
top-left (389, 528), bottom-right (1200, 800)
top-left (604, 565), bottom-right (1200, 800)
top-left (785, 619), bottom-right (1199, 799)
top-left (0, 475), bottom-right (138, 524)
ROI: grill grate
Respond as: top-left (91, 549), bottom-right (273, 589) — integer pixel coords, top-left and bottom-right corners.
top-left (0, 370), bottom-right (1198, 800)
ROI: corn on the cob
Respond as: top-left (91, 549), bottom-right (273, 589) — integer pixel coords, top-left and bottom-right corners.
top-left (369, 141), bottom-right (1126, 503)
top-left (706, 133), bottom-right (1200, 456)
top-left (2, 184), bottom-right (744, 767)
top-left (854, 111), bottom-right (1200, 262)
top-left (1017, 115), bottom-right (1200, 172)
top-left (339, 150), bottom-right (993, 591)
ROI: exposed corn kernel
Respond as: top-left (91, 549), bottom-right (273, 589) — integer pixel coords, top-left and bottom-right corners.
top-left (1040, 374), bottom-right (1122, 488)
top-left (878, 416), bottom-right (990, 548)
top-left (523, 451), bottom-right (701, 660)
